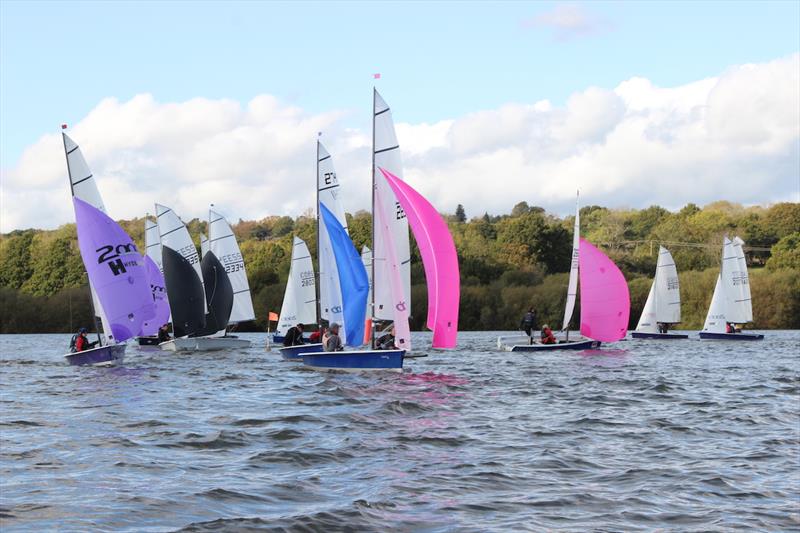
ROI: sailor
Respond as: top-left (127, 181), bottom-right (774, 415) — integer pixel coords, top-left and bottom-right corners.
top-left (375, 326), bottom-right (396, 350)
top-left (519, 308), bottom-right (538, 337)
top-left (283, 323), bottom-right (305, 347)
top-left (157, 324), bottom-right (171, 343)
top-left (658, 322), bottom-right (668, 334)
top-left (726, 322), bottom-right (736, 334)
top-left (71, 328), bottom-right (98, 352)
top-left (309, 325), bottom-right (326, 344)
top-left (325, 323), bottom-right (344, 352)
top-left (540, 324), bottom-right (556, 345)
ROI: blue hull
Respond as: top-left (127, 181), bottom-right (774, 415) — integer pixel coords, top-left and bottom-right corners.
top-left (509, 339), bottom-right (600, 352)
top-left (64, 344), bottom-right (126, 366)
top-left (279, 343), bottom-right (323, 361)
top-left (699, 332), bottom-right (764, 341)
top-left (301, 349), bottom-right (405, 372)
top-left (631, 332), bottom-right (689, 340)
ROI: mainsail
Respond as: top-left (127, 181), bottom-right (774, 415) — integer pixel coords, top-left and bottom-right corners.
top-left (372, 89), bottom-right (411, 321)
top-left (380, 168), bottom-right (460, 348)
top-left (635, 246), bottom-right (680, 332)
top-left (208, 209), bottom-right (255, 324)
top-left (562, 194), bottom-right (580, 331)
top-left (317, 142), bottom-right (348, 329)
top-left (73, 197), bottom-right (153, 343)
top-left (141, 217), bottom-right (170, 336)
top-left (200, 234), bottom-right (209, 257)
top-left (276, 237), bottom-right (317, 337)
top-left (578, 238), bottom-right (630, 342)
top-left (320, 204), bottom-right (369, 346)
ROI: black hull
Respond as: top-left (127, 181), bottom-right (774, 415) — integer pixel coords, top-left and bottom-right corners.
top-left (699, 332), bottom-right (764, 341)
top-left (137, 336), bottom-right (161, 346)
top-left (631, 332), bottom-right (689, 340)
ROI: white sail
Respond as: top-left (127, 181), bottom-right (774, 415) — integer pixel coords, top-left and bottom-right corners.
top-left (372, 89), bottom-right (411, 321)
top-left (561, 194), bottom-right (580, 331)
top-left (721, 237), bottom-right (749, 324)
top-left (63, 132), bottom-right (112, 343)
top-left (144, 218), bottom-right (164, 270)
top-left (317, 142), bottom-right (347, 328)
top-left (362, 246), bottom-right (373, 320)
top-left (276, 237), bottom-right (317, 336)
top-left (635, 282), bottom-right (658, 333)
top-left (200, 233), bottom-right (209, 257)
top-left (208, 209), bottom-right (255, 323)
top-left (703, 274), bottom-right (727, 333)
top-left (731, 236), bottom-right (753, 322)
top-left (155, 203), bottom-right (206, 312)
top-left (654, 246), bottom-right (681, 324)
top-left (63, 133), bottom-right (106, 212)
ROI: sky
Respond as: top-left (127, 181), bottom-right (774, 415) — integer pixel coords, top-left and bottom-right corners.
top-left (1, 0), bottom-right (798, 231)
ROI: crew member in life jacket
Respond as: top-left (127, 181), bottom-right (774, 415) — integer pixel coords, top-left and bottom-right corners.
top-left (324, 323), bottom-right (344, 352)
top-left (71, 328), bottom-right (98, 352)
top-left (540, 325), bottom-right (557, 345)
top-left (375, 326), bottom-right (396, 350)
top-left (157, 324), bottom-right (171, 343)
top-left (309, 325), bottom-right (326, 344)
top-left (283, 323), bottom-right (305, 347)
top-left (726, 322), bottom-right (736, 334)
top-left (519, 308), bottom-right (538, 337)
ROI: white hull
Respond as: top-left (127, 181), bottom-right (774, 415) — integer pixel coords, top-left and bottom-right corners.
top-left (159, 336), bottom-right (251, 352)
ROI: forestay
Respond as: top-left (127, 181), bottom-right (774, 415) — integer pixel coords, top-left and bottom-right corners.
top-left (208, 209), bottom-right (255, 323)
top-left (372, 89), bottom-right (411, 321)
top-left (276, 237), bottom-right (317, 337)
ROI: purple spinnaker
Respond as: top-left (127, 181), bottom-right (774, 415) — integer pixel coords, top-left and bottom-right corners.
top-left (379, 168), bottom-right (460, 348)
top-left (579, 238), bottom-right (630, 342)
top-left (73, 197), bottom-right (155, 343)
top-left (140, 255), bottom-right (171, 336)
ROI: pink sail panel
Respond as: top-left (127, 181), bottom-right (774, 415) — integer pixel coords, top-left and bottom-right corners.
top-left (73, 197), bottom-right (155, 343)
top-left (378, 168), bottom-right (460, 348)
top-left (578, 238), bottom-right (630, 342)
top-left (140, 255), bottom-right (171, 336)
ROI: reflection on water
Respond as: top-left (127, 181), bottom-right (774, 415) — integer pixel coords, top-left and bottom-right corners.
top-left (1, 331), bottom-right (799, 531)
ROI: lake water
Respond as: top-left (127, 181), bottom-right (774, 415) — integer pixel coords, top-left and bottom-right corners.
top-left (1, 331), bottom-right (798, 531)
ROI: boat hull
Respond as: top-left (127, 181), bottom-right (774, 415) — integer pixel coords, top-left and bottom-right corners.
top-left (159, 336), bottom-right (252, 352)
top-left (507, 339), bottom-right (600, 352)
top-left (699, 332), bottom-right (764, 341)
top-left (279, 343), bottom-right (323, 362)
top-left (64, 344), bottom-right (126, 366)
top-left (136, 336), bottom-right (161, 346)
top-left (301, 349), bottom-right (405, 372)
top-left (631, 332), bottom-right (689, 340)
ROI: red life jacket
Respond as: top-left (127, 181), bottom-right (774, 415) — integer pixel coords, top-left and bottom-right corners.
top-left (75, 335), bottom-right (87, 351)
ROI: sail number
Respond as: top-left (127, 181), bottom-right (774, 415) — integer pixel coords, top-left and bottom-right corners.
top-left (96, 243), bottom-right (140, 276)
top-left (323, 172), bottom-right (338, 185)
top-left (395, 202), bottom-right (406, 220)
top-left (300, 270), bottom-right (315, 287)
top-left (219, 252), bottom-right (245, 274)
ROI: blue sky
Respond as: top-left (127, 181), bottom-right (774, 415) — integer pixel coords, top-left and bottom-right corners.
top-left (2, 0), bottom-right (798, 167)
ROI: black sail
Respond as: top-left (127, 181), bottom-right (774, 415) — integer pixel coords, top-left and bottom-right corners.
top-left (162, 245), bottom-right (206, 338)
top-left (197, 251), bottom-right (234, 336)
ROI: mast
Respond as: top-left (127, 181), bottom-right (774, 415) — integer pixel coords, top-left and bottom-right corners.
top-left (62, 129), bottom-right (103, 346)
top-left (315, 136), bottom-right (322, 327)
top-left (370, 88), bottom-right (377, 347)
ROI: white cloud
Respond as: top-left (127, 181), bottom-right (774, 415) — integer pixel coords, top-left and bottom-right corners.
top-left (523, 3), bottom-right (612, 41)
top-left (1, 54), bottom-right (798, 232)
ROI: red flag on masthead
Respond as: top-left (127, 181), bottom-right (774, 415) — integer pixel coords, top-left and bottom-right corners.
top-left (61, 124), bottom-right (68, 130)
top-left (373, 73), bottom-right (381, 79)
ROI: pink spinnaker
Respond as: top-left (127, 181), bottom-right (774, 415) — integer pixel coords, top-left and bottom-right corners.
top-left (379, 168), bottom-right (460, 348)
top-left (578, 238), bottom-right (630, 342)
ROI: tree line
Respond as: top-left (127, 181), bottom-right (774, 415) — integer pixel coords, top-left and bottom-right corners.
top-left (1, 201), bottom-right (798, 334)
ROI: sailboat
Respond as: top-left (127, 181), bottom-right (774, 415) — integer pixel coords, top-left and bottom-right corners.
top-left (61, 131), bottom-right (155, 366)
top-left (498, 195), bottom-right (629, 351)
top-left (137, 217), bottom-right (171, 346)
top-left (206, 208), bottom-right (255, 345)
top-left (279, 140), bottom-right (361, 361)
top-left (300, 89), bottom-right (460, 372)
top-left (631, 246), bottom-right (688, 339)
top-left (155, 204), bottom-right (248, 351)
top-left (699, 236), bottom-right (763, 341)
top-left (274, 236), bottom-right (319, 359)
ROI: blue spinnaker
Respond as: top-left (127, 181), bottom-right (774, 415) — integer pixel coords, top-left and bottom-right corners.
top-left (320, 203), bottom-right (369, 346)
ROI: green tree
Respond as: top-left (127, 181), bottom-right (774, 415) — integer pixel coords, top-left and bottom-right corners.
top-left (767, 232), bottom-right (800, 271)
